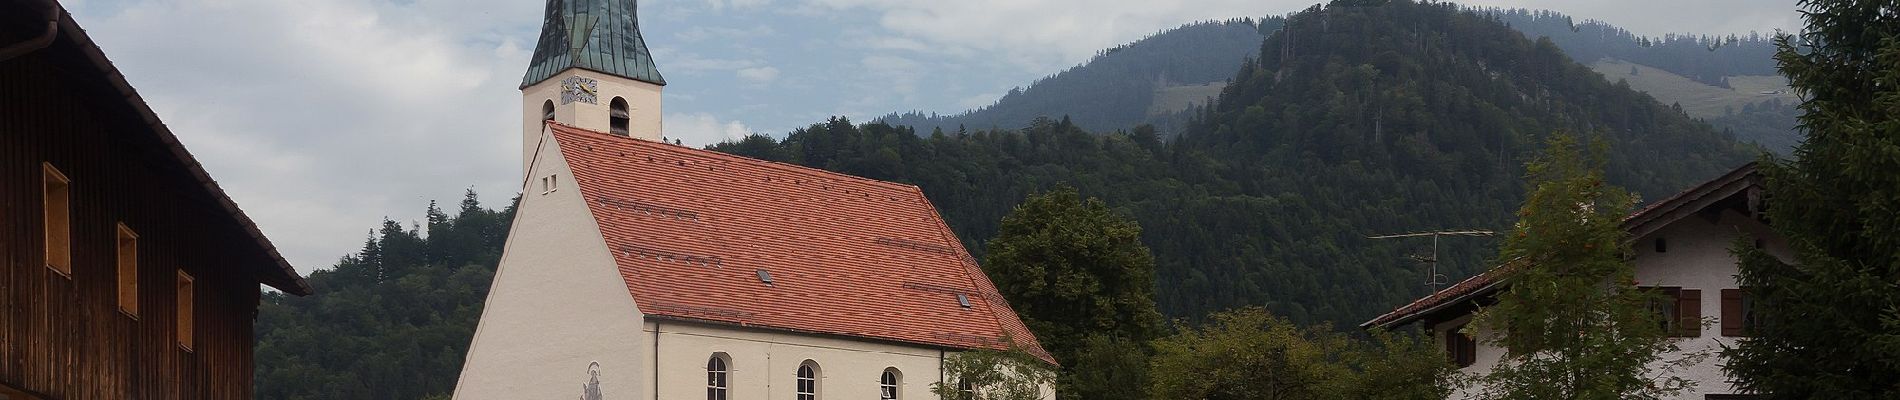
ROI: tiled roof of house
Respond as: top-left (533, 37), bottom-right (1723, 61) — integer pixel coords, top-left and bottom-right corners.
top-left (548, 123), bottom-right (1054, 364)
top-left (1360, 163), bottom-right (1762, 329)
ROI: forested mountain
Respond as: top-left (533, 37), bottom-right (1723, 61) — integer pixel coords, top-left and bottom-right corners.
top-left (716, 0), bottom-right (1755, 324)
top-left (1486, 9), bottom-right (1779, 86)
top-left (881, 7), bottom-right (1797, 153)
top-left (1485, 8), bottom-right (1801, 153)
top-left (253, 192), bottom-right (513, 399)
top-left (878, 18), bottom-right (1277, 135)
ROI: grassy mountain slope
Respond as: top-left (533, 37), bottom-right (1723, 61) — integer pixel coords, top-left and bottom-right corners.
top-left (879, 18), bottom-right (1277, 135)
top-left (1488, 8), bottom-right (1801, 153)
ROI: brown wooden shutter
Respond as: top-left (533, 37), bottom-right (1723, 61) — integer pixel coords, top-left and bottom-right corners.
top-left (1722, 289), bottom-right (1745, 337)
top-left (1678, 289), bottom-right (1702, 337)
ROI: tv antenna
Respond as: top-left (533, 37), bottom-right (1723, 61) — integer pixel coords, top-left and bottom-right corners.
top-left (1367, 230), bottom-right (1496, 292)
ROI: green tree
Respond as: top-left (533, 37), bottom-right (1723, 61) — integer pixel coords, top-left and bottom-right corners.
top-left (1470, 134), bottom-right (1691, 399)
top-left (253, 192), bottom-right (515, 399)
top-left (1148, 307), bottom-right (1454, 400)
top-left (932, 345), bottom-right (1056, 400)
top-left (982, 185), bottom-right (1165, 399)
top-left (1723, 1), bottom-right (1900, 397)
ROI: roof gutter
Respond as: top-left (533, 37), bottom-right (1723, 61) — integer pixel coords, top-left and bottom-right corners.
top-left (0, 0), bottom-right (60, 63)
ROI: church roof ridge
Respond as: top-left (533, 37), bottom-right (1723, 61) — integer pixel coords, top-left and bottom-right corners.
top-left (522, 0), bottom-right (666, 88)
top-left (548, 122), bottom-right (925, 194)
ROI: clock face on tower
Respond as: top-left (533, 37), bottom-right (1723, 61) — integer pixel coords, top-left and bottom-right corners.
top-left (560, 76), bottom-right (599, 105)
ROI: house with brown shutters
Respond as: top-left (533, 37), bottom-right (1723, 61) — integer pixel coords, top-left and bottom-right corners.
top-left (452, 1), bottom-right (1053, 399)
top-left (1362, 163), bottom-right (1782, 400)
top-left (0, 1), bottom-right (313, 399)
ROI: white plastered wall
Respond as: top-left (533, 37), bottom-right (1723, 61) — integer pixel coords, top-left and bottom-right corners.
top-left (521, 68), bottom-right (665, 175)
top-left (453, 129), bottom-right (651, 400)
top-left (646, 320), bottom-right (948, 400)
top-left (1436, 208), bottom-right (1792, 399)
top-left (1626, 208), bottom-right (1790, 398)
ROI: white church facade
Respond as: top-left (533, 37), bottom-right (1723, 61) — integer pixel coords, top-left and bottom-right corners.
top-left (1364, 164), bottom-right (1783, 400)
top-left (452, 1), bottom-right (1055, 399)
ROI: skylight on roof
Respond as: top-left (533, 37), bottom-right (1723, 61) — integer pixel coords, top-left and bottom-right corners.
top-left (756, 269), bottom-right (774, 286)
top-left (956, 294), bottom-right (972, 309)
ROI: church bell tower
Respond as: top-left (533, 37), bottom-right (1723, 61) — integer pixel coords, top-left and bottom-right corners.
top-left (521, 0), bottom-right (666, 175)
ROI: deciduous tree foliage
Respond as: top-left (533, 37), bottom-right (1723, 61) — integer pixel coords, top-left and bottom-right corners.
top-left (1149, 307), bottom-right (1455, 400)
top-left (982, 186), bottom-right (1165, 399)
top-left (1470, 134), bottom-right (1689, 399)
top-left (1724, 0), bottom-right (1900, 397)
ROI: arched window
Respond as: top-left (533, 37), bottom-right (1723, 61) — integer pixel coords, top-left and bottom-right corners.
top-left (542, 100), bottom-right (555, 121)
top-left (795, 361), bottom-right (820, 400)
top-left (706, 354), bottom-right (730, 400)
top-left (609, 97), bottom-right (630, 136)
top-left (879, 368), bottom-right (901, 399)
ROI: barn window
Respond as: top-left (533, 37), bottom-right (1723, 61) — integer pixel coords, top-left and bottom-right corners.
top-left (879, 368), bottom-right (901, 399)
top-left (610, 97), bottom-right (631, 136)
top-left (43, 163), bottom-right (71, 276)
top-left (1654, 237), bottom-right (1668, 253)
top-left (542, 100), bottom-right (556, 121)
top-left (795, 361), bottom-right (820, 400)
top-left (117, 223), bottom-right (139, 317)
top-left (177, 270), bottom-right (195, 351)
top-left (707, 353), bottom-right (730, 400)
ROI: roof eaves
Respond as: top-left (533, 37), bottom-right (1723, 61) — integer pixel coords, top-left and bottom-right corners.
top-left (54, 8), bottom-right (311, 295)
top-left (1364, 163), bottom-right (1763, 330)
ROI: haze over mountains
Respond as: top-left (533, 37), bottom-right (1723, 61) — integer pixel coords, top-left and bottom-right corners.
top-left (880, 6), bottom-right (1799, 153)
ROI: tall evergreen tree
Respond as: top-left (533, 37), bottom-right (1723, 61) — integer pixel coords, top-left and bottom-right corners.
top-left (982, 186), bottom-right (1165, 400)
top-left (1724, 0), bottom-right (1900, 397)
top-left (1471, 134), bottom-right (1689, 399)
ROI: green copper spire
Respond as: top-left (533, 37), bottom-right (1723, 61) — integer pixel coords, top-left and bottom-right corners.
top-left (521, 0), bottom-right (666, 89)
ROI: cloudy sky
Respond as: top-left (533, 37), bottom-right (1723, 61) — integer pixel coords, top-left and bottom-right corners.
top-left (60, 0), bottom-right (1801, 274)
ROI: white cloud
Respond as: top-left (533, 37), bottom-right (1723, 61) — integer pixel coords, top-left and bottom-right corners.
top-left (71, 0), bottom-right (530, 273)
top-left (802, 0), bottom-right (1276, 70)
top-left (674, 25), bottom-right (777, 43)
top-left (736, 66), bottom-right (781, 83)
top-left (666, 112), bottom-right (756, 146)
top-left (707, 0), bottom-right (772, 11)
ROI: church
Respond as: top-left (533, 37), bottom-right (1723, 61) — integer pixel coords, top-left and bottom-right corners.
top-left (451, 1), bottom-right (1055, 399)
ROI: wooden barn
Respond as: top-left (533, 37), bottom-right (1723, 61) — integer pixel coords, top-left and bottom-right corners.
top-left (0, 0), bottom-right (313, 398)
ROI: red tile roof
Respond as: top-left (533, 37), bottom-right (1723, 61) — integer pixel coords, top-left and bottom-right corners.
top-left (548, 123), bottom-right (1054, 364)
top-left (1360, 163), bottom-right (1762, 329)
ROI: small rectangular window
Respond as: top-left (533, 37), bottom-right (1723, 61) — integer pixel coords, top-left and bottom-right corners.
top-left (117, 224), bottom-right (139, 317)
top-left (43, 163), bottom-right (71, 276)
top-left (177, 271), bottom-right (195, 351)
top-left (1723, 288), bottom-right (1762, 337)
top-left (1445, 323), bottom-right (1477, 367)
top-left (1646, 287), bottom-right (1701, 337)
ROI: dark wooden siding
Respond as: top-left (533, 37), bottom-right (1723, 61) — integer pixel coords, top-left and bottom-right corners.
top-left (1, 31), bottom-right (274, 400)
